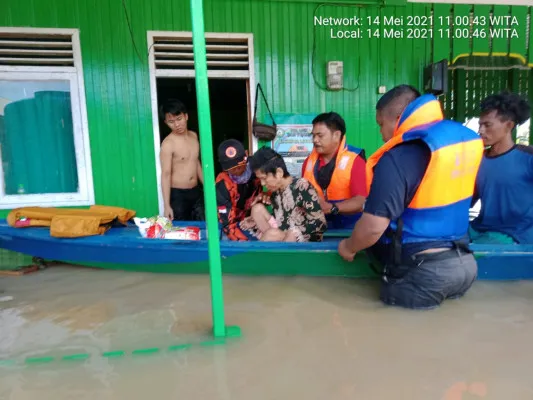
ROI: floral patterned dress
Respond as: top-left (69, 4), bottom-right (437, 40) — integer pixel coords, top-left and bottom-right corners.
top-left (270, 178), bottom-right (327, 242)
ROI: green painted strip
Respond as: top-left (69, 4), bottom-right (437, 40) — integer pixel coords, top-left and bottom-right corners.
top-left (25, 356), bottom-right (55, 364)
top-left (491, 5), bottom-right (511, 54)
top-left (1, 326), bottom-right (242, 366)
top-left (323, 232), bottom-right (351, 238)
top-left (472, 5), bottom-right (491, 54)
top-left (250, 0), bottom-right (389, 4)
top-left (509, 6), bottom-right (528, 60)
top-left (167, 344), bottom-right (192, 352)
top-left (102, 351), bottom-right (126, 358)
top-left (529, 7), bottom-right (533, 65)
top-left (200, 338), bottom-right (226, 347)
top-left (62, 353), bottom-right (91, 361)
top-left (451, 4), bottom-right (472, 60)
top-left (132, 348), bottom-right (160, 355)
top-left (225, 325), bottom-right (242, 338)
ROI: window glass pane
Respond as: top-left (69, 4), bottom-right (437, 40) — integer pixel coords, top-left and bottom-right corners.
top-left (0, 80), bottom-right (79, 195)
top-left (465, 117), bottom-right (531, 145)
top-left (517, 119), bottom-right (530, 145)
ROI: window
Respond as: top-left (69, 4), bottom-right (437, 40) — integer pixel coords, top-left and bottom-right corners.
top-left (464, 117), bottom-right (531, 145)
top-left (0, 28), bottom-right (93, 208)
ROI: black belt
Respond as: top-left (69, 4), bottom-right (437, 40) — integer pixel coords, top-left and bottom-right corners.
top-left (410, 246), bottom-right (470, 266)
top-left (381, 243), bottom-right (471, 281)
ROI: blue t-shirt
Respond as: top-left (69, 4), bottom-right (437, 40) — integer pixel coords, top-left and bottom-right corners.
top-left (364, 140), bottom-right (467, 265)
top-left (471, 145), bottom-right (533, 244)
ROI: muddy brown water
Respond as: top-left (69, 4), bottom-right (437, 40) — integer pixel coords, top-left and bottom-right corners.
top-left (1, 266), bottom-right (533, 399)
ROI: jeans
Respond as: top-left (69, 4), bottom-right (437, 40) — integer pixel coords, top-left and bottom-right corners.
top-left (380, 250), bottom-right (478, 310)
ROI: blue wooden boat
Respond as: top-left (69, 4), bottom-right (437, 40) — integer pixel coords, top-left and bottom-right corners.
top-left (0, 219), bottom-right (531, 280)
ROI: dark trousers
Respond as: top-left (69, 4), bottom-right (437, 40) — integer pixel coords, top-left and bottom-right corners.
top-left (170, 187), bottom-right (205, 221)
top-left (380, 249), bottom-right (478, 310)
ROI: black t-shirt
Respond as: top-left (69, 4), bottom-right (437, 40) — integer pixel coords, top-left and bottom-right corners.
top-left (364, 140), bottom-right (466, 265)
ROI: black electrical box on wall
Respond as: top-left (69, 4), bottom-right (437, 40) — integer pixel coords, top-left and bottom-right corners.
top-left (424, 60), bottom-right (448, 96)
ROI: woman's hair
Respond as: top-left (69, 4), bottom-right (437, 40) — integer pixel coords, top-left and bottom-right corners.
top-left (249, 147), bottom-right (290, 177)
top-left (480, 91), bottom-right (531, 126)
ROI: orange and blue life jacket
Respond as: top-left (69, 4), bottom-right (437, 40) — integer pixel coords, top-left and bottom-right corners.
top-left (366, 94), bottom-right (484, 257)
top-left (303, 136), bottom-right (364, 229)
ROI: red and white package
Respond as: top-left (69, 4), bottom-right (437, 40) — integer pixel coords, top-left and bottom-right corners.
top-left (165, 226), bottom-right (201, 241)
top-left (133, 216), bottom-right (201, 240)
top-left (145, 223), bottom-right (166, 239)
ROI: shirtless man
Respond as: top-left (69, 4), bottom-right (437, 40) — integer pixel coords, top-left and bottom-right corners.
top-left (159, 99), bottom-right (205, 221)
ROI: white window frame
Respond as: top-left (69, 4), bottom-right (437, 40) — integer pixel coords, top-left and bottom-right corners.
top-left (0, 28), bottom-right (94, 209)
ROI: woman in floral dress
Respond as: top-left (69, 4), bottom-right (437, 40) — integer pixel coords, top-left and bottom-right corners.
top-left (248, 147), bottom-right (327, 242)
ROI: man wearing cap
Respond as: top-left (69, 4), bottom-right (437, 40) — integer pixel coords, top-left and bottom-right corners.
top-left (216, 139), bottom-right (264, 241)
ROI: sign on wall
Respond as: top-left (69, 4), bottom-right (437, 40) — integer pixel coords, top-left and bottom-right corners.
top-left (272, 114), bottom-right (317, 178)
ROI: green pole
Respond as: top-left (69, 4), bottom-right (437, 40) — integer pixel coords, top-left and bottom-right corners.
top-left (190, 0), bottom-right (226, 338)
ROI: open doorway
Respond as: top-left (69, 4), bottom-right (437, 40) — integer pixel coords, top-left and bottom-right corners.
top-left (148, 31), bottom-right (256, 215)
top-left (156, 78), bottom-right (250, 178)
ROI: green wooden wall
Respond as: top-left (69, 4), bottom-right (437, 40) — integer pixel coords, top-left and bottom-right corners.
top-left (0, 0), bottom-right (531, 217)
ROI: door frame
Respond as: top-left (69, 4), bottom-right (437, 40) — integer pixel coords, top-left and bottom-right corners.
top-left (147, 30), bottom-right (257, 215)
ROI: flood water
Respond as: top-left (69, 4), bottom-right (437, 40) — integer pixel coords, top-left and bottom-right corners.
top-left (1, 266), bottom-right (533, 399)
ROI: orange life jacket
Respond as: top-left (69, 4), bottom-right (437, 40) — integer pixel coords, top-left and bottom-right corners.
top-left (366, 94), bottom-right (484, 246)
top-left (303, 136), bottom-right (363, 202)
top-left (7, 205), bottom-right (136, 238)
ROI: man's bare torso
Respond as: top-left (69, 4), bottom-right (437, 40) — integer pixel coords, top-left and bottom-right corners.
top-left (161, 130), bottom-right (200, 189)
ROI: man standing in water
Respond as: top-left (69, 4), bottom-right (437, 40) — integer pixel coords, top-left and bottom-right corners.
top-left (338, 85), bottom-right (484, 310)
top-left (159, 99), bottom-right (205, 221)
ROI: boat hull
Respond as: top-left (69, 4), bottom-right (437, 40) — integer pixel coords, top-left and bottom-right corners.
top-left (0, 220), bottom-right (531, 280)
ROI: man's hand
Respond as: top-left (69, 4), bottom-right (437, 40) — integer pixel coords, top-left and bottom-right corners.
top-left (338, 238), bottom-right (356, 262)
top-left (252, 193), bottom-right (271, 206)
top-left (319, 197), bottom-right (332, 214)
top-left (262, 193), bottom-right (271, 205)
top-left (164, 206), bottom-right (174, 221)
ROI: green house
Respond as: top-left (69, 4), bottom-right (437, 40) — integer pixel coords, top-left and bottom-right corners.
top-left (0, 0), bottom-right (531, 217)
